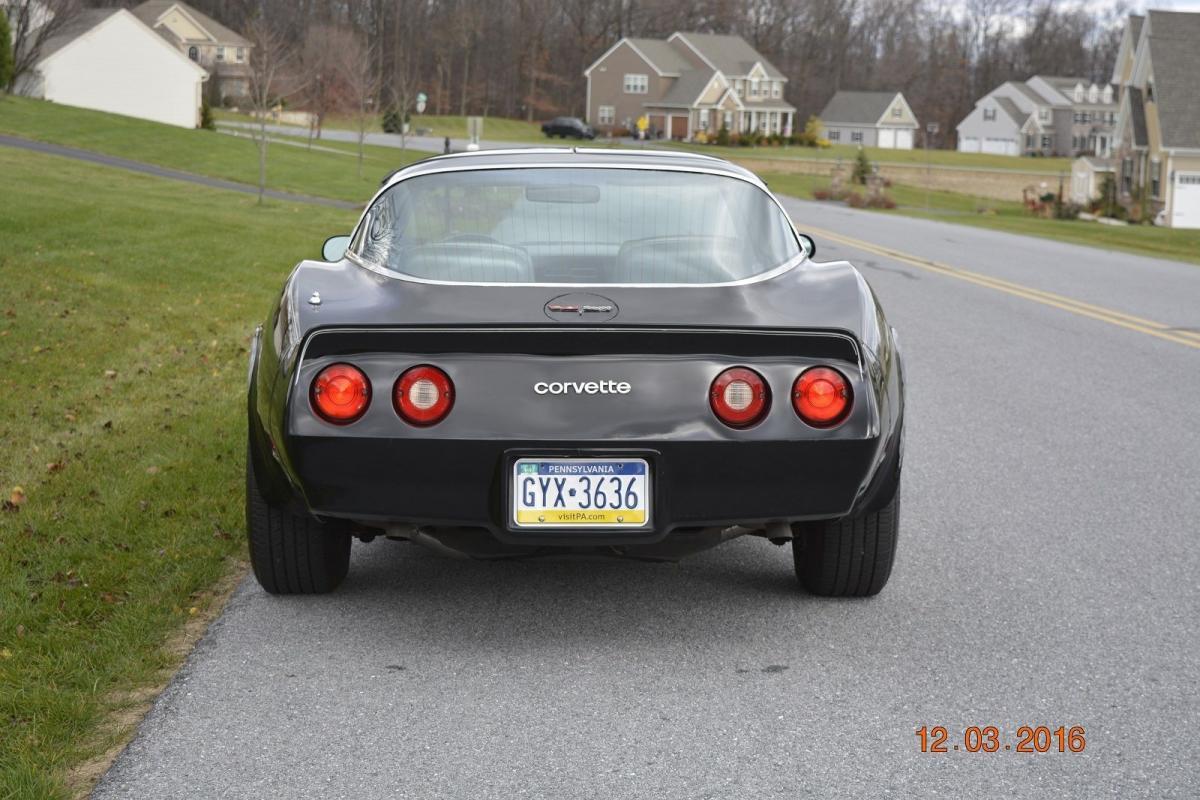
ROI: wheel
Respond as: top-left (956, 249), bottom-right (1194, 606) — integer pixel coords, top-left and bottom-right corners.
top-left (246, 445), bottom-right (351, 594)
top-left (792, 490), bottom-right (899, 597)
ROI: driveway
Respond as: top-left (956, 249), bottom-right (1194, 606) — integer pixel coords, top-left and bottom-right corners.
top-left (94, 201), bottom-right (1200, 798)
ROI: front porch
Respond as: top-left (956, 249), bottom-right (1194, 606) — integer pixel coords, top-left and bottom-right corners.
top-left (646, 105), bottom-right (795, 141)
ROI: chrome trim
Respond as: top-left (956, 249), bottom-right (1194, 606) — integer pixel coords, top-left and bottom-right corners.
top-left (344, 249), bottom-right (805, 288)
top-left (344, 160), bottom-right (808, 288)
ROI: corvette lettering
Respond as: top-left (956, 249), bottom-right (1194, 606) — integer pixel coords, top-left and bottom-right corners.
top-left (534, 380), bottom-right (632, 395)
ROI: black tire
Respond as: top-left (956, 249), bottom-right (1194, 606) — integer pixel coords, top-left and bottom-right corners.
top-left (246, 447), bottom-right (351, 594)
top-left (792, 491), bottom-right (899, 597)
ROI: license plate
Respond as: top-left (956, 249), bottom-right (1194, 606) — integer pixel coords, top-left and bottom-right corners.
top-left (511, 458), bottom-right (651, 528)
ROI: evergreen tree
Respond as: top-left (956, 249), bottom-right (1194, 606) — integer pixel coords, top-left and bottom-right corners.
top-left (0, 9), bottom-right (14, 92)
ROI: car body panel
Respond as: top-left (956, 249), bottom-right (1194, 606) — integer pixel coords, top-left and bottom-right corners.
top-left (248, 149), bottom-right (904, 546)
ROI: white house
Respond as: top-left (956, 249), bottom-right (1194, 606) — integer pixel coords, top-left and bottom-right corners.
top-left (17, 8), bottom-right (209, 128)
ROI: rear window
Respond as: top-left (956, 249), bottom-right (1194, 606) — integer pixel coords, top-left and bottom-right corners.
top-left (352, 167), bottom-right (801, 284)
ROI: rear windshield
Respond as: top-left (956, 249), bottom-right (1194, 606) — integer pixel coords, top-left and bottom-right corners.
top-left (351, 167), bottom-right (801, 284)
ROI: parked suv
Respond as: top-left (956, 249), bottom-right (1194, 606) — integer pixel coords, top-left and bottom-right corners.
top-left (542, 117), bottom-right (596, 140)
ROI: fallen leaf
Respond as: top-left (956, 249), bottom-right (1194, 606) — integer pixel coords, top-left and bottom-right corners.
top-left (63, 412), bottom-right (76, 422)
top-left (9, 487), bottom-right (26, 506)
top-left (15, 625), bottom-right (25, 638)
top-left (138, 500), bottom-right (150, 511)
top-left (102, 420), bottom-right (113, 430)
top-left (100, 592), bottom-right (121, 605)
top-left (188, 606), bottom-right (198, 616)
top-left (47, 461), bottom-right (64, 473)
top-left (104, 369), bottom-right (117, 379)
top-left (0, 648), bottom-right (11, 660)
top-left (146, 466), bottom-right (160, 475)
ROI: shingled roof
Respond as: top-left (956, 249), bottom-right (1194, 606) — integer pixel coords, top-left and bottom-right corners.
top-left (819, 91), bottom-right (902, 125)
top-left (132, 0), bottom-right (249, 47)
top-left (1144, 10), bottom-right (1200, 150)
top-left (671, 32), bottom-right (785, 79)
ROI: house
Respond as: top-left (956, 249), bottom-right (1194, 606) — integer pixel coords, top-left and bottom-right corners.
top-left (131, 1), bottom-right (252, 101)
top-left (956, 76), bottom-right (1116, 157)
top-left (584, 32), bottom-right (796, 140)
top-left (817, 91), bottom-right (918, 149)
top-left (1070, 156), bottom-right (1115, 205)
top-left (1110, 11), bottom-right (1200, 228)
top-left (14, 8), bottom-right (208, 128)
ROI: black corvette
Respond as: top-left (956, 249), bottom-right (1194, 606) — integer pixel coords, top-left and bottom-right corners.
top-left (247, 148), bottom-right (904, 596)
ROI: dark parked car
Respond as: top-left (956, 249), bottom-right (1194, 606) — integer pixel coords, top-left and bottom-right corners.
top-left (247, 149), bottom-right (904, 597)
top-left (541, 116), bottom-right (596, 139)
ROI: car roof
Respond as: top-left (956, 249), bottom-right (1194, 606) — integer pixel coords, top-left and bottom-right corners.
top-left (381, 147), bottom-right (764, 189)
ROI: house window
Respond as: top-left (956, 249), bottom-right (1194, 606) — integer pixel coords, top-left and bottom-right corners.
top-left (891, 106), bottom-right (901, 118)
top-left (623, 74), bottom-right (647, 94)
top-left (598, 105), bottom-right (615, 125)
top-left (216, 46), bottom-right (225, 61)
top-left (187, 46), bottom-right (198, 61)
top-left (771, 82), bottom-right (781, 98)
top-left (828, 130), bottom-right (840, 142)
top-left (735, 79), bottom-right (743, 96)
top-left (1038, 108), bottom-right (1049, 122)
top-left (1121, 158), bottom-right (1132, 193)
top-left (1072, 136), bottom-right (1078, 151)
top-left (749, 80), bottom-right (759, 98)
top-left (236, 47), bottom-right (245, 62)
top-left (983, 108), bottom-right (996, 121)
top-left (1025, 134), bottom-right (1035, 148)
top-left (1150, 159), bottom-right (1161, 197)
top-left (851, 131), bottom-right (863, 143)
top-left (1041, 135), bottom-right (1052, 150)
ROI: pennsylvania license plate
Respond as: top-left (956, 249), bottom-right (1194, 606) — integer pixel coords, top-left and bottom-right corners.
top-left (511, 458), bottom-right (651, 528)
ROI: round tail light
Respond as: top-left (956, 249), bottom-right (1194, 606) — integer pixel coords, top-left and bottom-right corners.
top-left (793, 366), bottom-right (852, 427)
top-left (710, 367), bottom-right (769, 428)
top-left (394, 365), bottom-right (454, 426)
top-left (310, 363), bottom-right (371, 424)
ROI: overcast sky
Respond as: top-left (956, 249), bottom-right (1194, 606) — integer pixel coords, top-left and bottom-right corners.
top-left (1092, 0), bottom-right (1200, 11)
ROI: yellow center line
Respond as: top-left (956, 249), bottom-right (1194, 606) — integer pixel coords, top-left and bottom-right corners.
top-left (805, 224), bottom-right (1200, 351)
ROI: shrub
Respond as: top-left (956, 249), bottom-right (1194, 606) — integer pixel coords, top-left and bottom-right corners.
top-left (0, 9), bottom-right (12, 91)
top-left (382, 107), bottom-right (410, 133)
top-left (1055, 201), bottom-right (1082, 220)
top-left (852, 148), bottom-right (872, 185)
top-left (610, 126), bottom-right (631, 138)
top-left (736, 134), bottom-right (753, 147)
top-left (199, 100), bottom-right (215, 130)
top-left (812, 188), bottom-right (831, 201)
top-left (816, 137), bottom-right (832, 149)
top-left (715, 125), bottom-right (731, 147)
top-left (866, 193), bottom-right (896, 209)
top-left (845, 192), bottom-right (867, 208)
top-left (768, 133), bottom-right (784, 147)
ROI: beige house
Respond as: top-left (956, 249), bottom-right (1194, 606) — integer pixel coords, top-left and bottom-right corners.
top-left (131, 0), bottom-right (251, 100)
top-left (584, 32), bottom-right (795, 140)
top-left (1111, 10), bottom-right (1200, 228)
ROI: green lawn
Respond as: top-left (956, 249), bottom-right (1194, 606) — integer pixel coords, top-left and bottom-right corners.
top-left (0, 147), bottom-right (357, 799)
top-left (0, 96), bottom-right (424, 202)
top-left (763, 172), bottom-right (1200, 266)
top-left (671, 140), bottom-right (1073, 174)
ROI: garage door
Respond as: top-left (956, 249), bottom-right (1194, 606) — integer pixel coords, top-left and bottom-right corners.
top-left (982, 137), bottom-right (1017, 156)
top-left (959, 137), bottom-right (980, 153)
top-left (895, 130), bottom-right (913, 149)
top-left (878, 129), bottom-right (895, 148)
top-left (670, 115), bottom-right (688, 140)
top-left (1172, 173), bottom-right (1200, 229)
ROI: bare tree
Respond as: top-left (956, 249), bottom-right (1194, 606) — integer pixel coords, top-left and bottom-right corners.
top-left (336, 33), bottom-right (380, 179)
top-left (4, 0), bottom-right (79, 93)
top-left (245, 16), bottom-right (303, 204)
top-left (298, 24), bottom-right (350, 148)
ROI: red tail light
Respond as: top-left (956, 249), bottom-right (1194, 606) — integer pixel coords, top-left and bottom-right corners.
top-left (394, 365), bottom-right (454, 426)
top-left (310, 363), bottom-right (371, 424)
top-left (710, 367), bottom-right (769, 428)
top-left (793, 366), bottom-right (852, 427)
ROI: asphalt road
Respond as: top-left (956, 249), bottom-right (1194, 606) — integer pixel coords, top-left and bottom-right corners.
top-left (94, 202), bottom-right (1200, 798)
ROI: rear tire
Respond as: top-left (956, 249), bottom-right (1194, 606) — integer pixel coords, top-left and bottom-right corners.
top-left (792, 491), bottom-right (899, 597)
top-left (246, 446), bottom-right (351, 594)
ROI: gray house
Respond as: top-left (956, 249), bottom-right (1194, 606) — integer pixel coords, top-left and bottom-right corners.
top-left (817, 91), bottom-right (918, 149)
top-left (957, 76), bottom-right (1116, 158)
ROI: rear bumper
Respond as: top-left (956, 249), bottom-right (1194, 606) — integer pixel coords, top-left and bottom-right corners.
top-left (280, 435), bottom-right (886, 545)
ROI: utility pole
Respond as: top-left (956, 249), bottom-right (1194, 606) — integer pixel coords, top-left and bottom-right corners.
top-left (924, 122), bottom-right (939, 211)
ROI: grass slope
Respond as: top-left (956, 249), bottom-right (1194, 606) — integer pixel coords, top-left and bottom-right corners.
top-left (0, 147), bottom-right (356, 799)
top-left (763, 172), bottom-right (1200, 266)
top-left (0, 96), bottom-right (423, 202)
